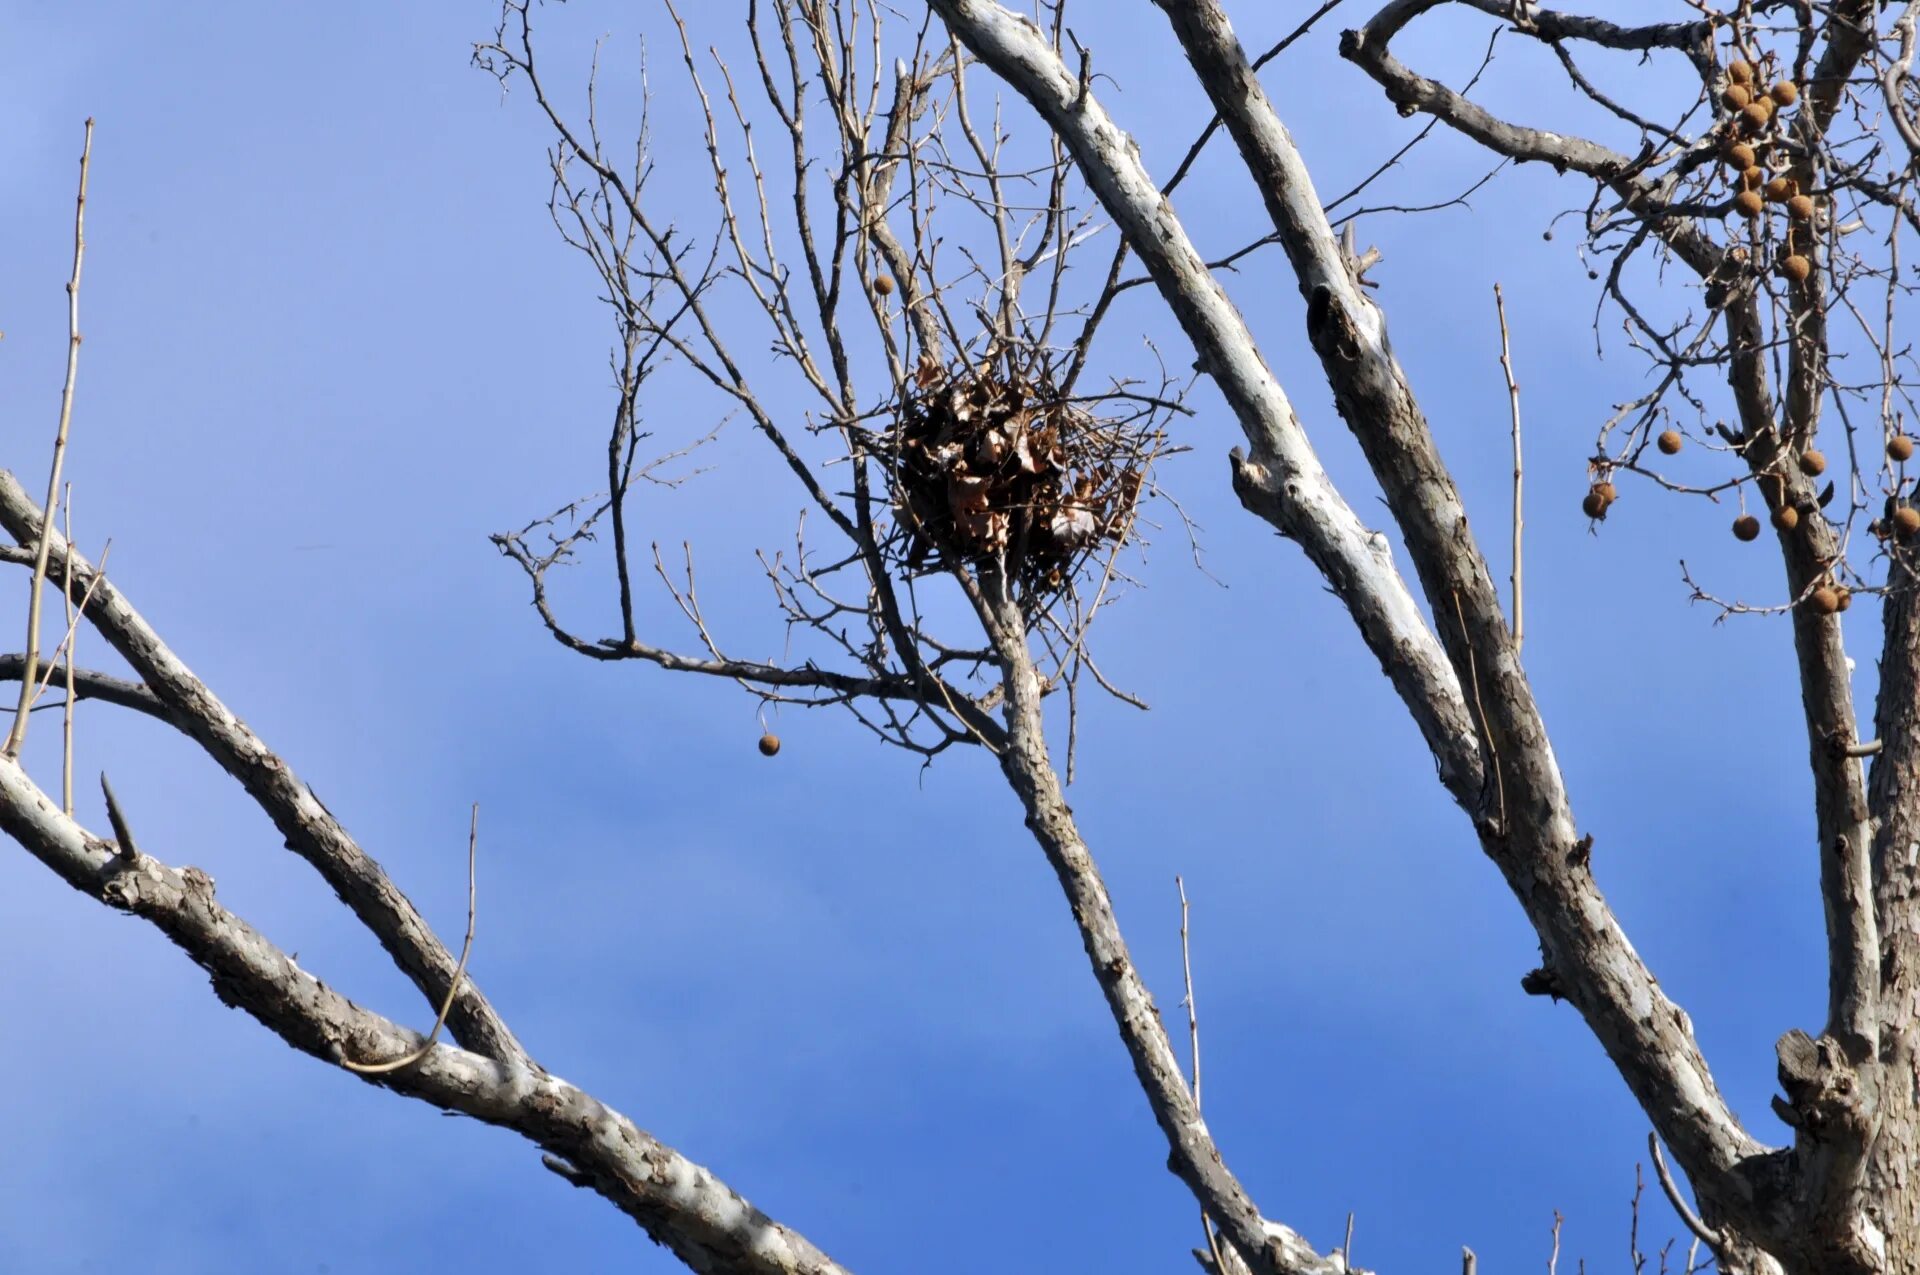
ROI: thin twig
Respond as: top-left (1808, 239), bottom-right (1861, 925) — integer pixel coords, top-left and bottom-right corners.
top-left (60, 486), bottom-right (75, 814)
top-left (1494, 283), bottom-right (1523, 653)
top-left (342, 805), bottom-right (481, 1074)
top-left (1176, 875), bottom-right (1229, 1275)
top-left (7, 118), bottom-right (91, 758)
top-left (27, 540), bottom-right (112, 711)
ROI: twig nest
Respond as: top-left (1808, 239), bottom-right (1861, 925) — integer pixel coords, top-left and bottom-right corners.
top-left (1723, 140), bottom-right (1757, 169)
top-left (1898, 506), bottom-right (1920, 537)
top-left (1799, 449), bottom-right (1827, 476)
top-left (874, 274), bottom-right (896, 296)
top-left (1772, 505), bottom-right (1800, 532)
top-left (1721, 83), bottom-right (1753, 111)
top-left (1728, 59), bottom-right (1755, 84)
top-left (1892, 434), bottom-right (1916, 462)
top-left (1657, 429), bottom-right (1684, 455)
top-left (1809, 586), bottom-right (1841, 615)
top-left (1787, 193), bottom-right (1815, 221)
top-left (1733, 513), bottom-right (1762, 541)
top-left (1734, 189), bottom-right (1766, 219)
top-left (883, 353), bottom-right (1158, 616)
top-left (1770, 80), bottom-right (1799, 107)
top-left (758, 733), bottom-right (781, 757)
top-left (1781, 254), bottom-right (1812, 283)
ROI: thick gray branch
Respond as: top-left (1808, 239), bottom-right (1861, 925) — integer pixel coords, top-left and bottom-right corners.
top-left (0, 752), bottom-right (849, 1275)
top-left (0, 469), bottom-right (529, 1067)
top-left (978, 567), bottom-right (1345, 1275)
top-left (0, 652), bottom-right (170, 723)
top-left (1147, 0), bottom-right (1763, 1199)
top-left (1342, 2), bottom-right (1884, 1248)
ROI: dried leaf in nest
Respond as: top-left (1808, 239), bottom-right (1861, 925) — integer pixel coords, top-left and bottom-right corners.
top-left (879, 352), bottom-right (1162, 617)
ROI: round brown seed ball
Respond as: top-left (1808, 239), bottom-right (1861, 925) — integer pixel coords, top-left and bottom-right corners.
top-left (1891, 434), bottom-right (1916, 462)
top-left (1733, 513), bottom-right (1762, 541)
top-left (1787, 193), bottom-right (1815, 221)
top-left (1742, 100), bottom-right (1774, 128)
top-left (1741, 164), bottom-right (1767, 188)
top-left (1657, 430), bottom-right (1683, 455)
top-left (758, 733), bottom-right (782, 757)
top-left (1782, 254), bottom-right (1812, 283)
top-left (874, 274), bottom-right (896, 296)
top-left (1723, 140), bottom-right (1757, 169)
top-left (1898, 506), bottom-right (1920, 537)
top-left (1582, 490), bottom-right (1609, 519)
top-left (1728, 59), bottom-right (1754, 84)
top-left (1773, 505), bottom-right (1801, 532)
top-left (1764, 176), bottom-right (1793, 201)
top-left (1722, 84), bottom-right (1753, 110)
top-left (1771, 80), bottom-right (1799, 107)
top-left (1836, 587), bottom-right (1853, 612)
top-left (1810, 586), bottom-right (1840, 615)
top-left (1799, 449), bottom-right (1827, 476)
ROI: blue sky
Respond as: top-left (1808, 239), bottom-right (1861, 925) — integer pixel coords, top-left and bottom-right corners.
top-left (0, 3), bottom-right (1837, 1271)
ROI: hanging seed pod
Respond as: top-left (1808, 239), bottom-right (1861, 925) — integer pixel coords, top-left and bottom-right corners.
top-left (1771, 80), bottom-right (1799, 107)
top-left (1722, 83), bottom-right (1753, 111)
top-left (1733, 513), bottom-right (1762, 541)
top-left (1657, 430), bottom-right (1683, 455)
top-left (874, 274), bottom-right (896, 296)
top-left (1809, 586), bottom-right (1841, 615)
top-left (1781, 254), bottom-right (1812, 283)
top-left (1764, 175), bottom-right (1793, 201)
top-left (1741, 165), bottom-right (1767, 189)
top-left (1799, 449), bottom-right (1827, 476)
top-left (1582, 489), bottom-right (1610, 519)
top-left (758, 733), bottom-right (782, 757)
top-left (1898, 506), bottom-right (1920, 537)
top-left (1773, 505), bottom-right (1800, 532)
top-left (1836, 587), bottom-right (1853, 612)
top-left (1723, 140), bottom-right (1757, 169)
top-left (1728, 59), bottom-right (1755, 84)
top-left (1787, 193), bottom-right (1816, 221)
top-left (1891, 434), bottom-right (1916, 462)
top-left (1742, 100), bottom-right (1774, 129)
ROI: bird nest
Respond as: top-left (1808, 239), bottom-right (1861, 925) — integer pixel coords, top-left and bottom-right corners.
top-left (878, 353), bottom-right (1161, 614)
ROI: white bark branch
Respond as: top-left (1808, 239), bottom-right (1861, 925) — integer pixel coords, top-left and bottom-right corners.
top-left (976, 565), bottom-right (1346, 1275)
top-left (0, 751), bottom-right (849, 1275)
top-left (0, 468), bottom-right (529, 1067)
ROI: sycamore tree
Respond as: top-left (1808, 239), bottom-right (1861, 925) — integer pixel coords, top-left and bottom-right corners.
top-left (9, 1), bottom-right (1920, 1273)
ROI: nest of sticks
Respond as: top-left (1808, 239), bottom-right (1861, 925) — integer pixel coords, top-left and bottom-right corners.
top-left (878, 351), bottom-right (1160, 615)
